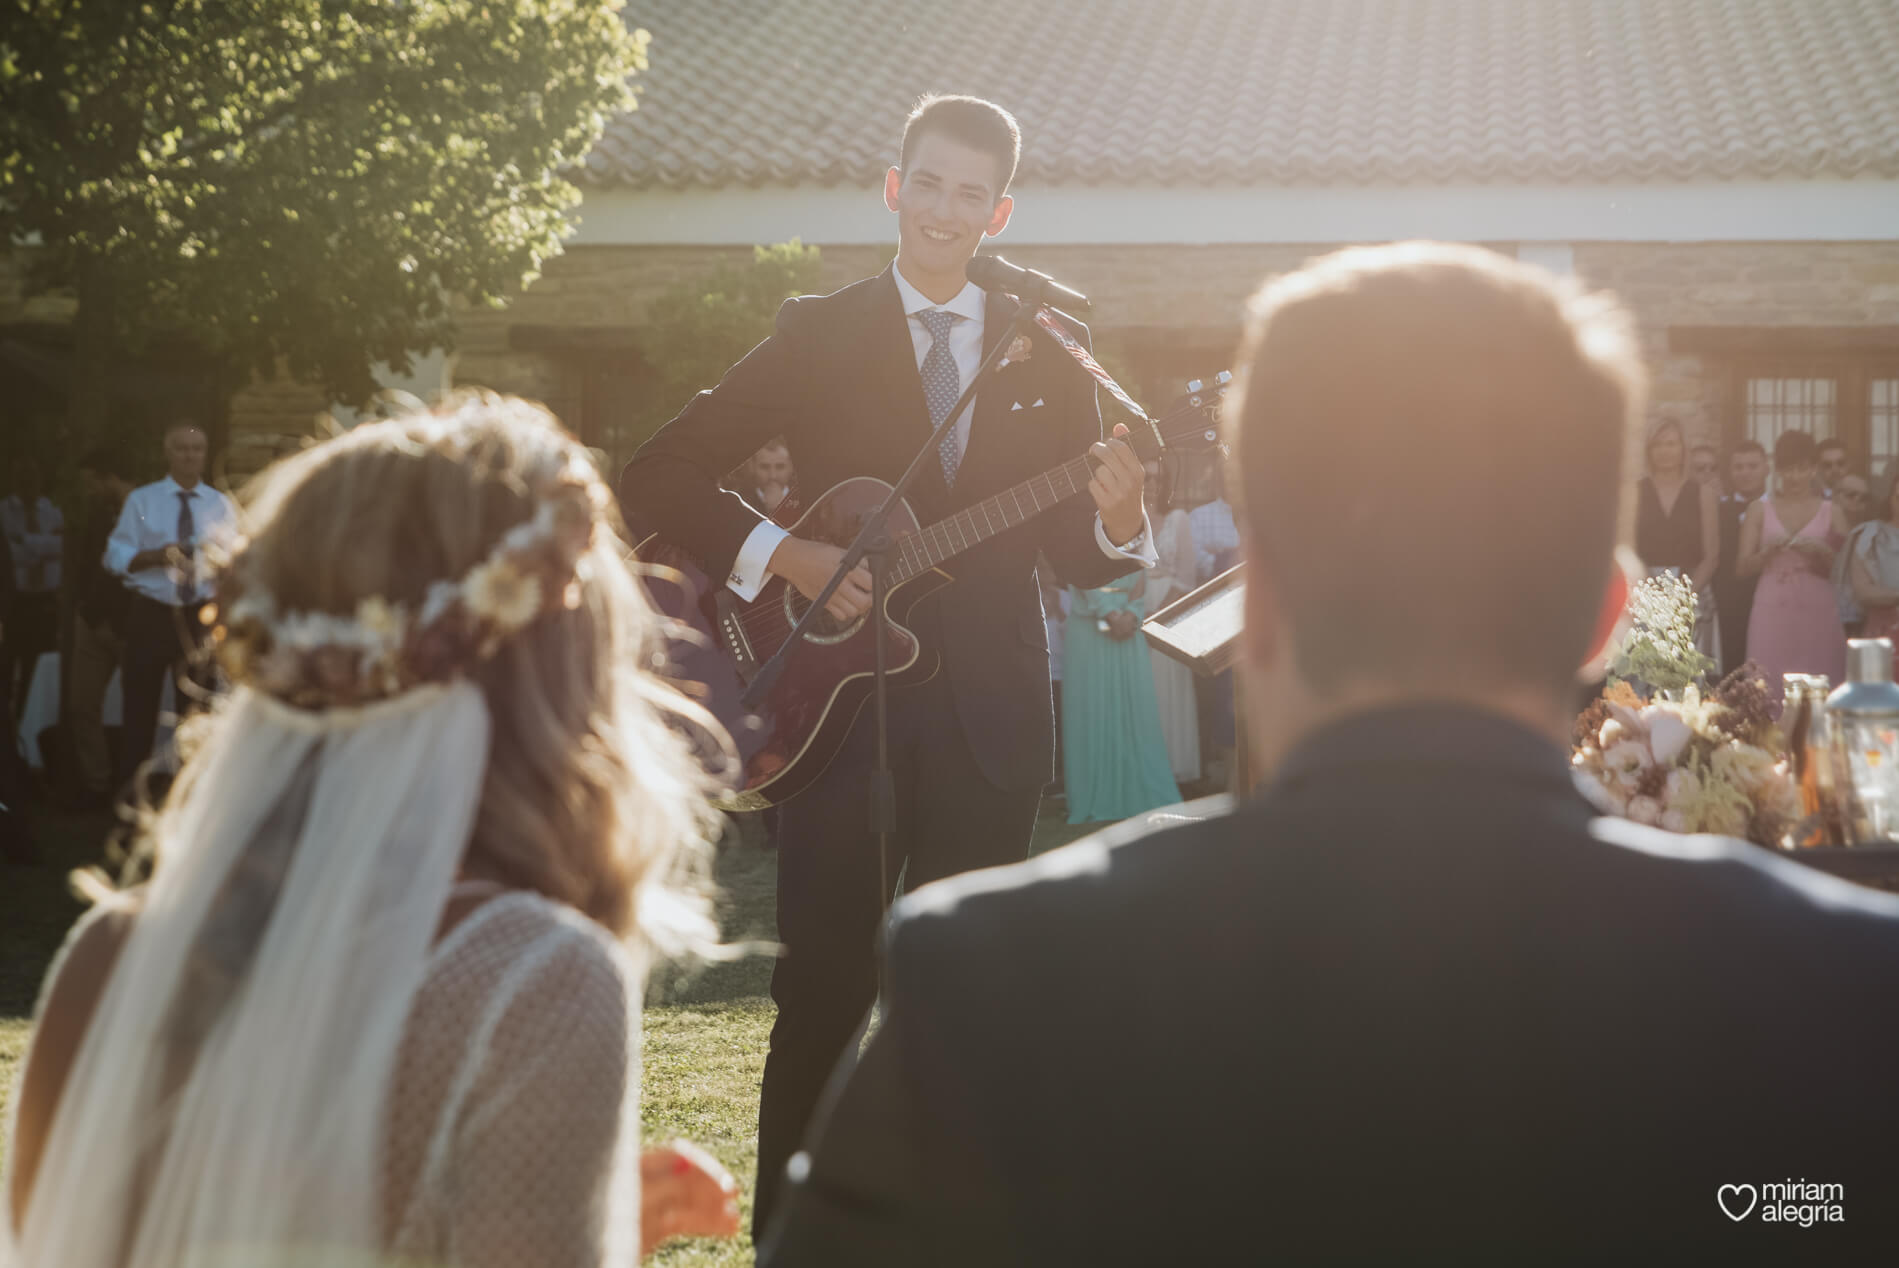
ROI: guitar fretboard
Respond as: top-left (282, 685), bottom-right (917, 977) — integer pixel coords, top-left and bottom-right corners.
top-left (889, 454), bottom-right (1096, 585)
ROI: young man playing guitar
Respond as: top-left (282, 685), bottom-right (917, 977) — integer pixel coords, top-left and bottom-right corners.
top-left (620, 94), bottom-right (1153, 1234)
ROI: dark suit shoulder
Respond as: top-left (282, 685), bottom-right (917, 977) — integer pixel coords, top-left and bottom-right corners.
top-left (888, 796), bottom-right (1236, 969)
top-left (1586, 814), bottom-right (1899, 934)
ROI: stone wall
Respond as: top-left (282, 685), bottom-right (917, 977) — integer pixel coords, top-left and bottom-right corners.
top-left (455, 239), bottom-right (1899, 457)
top-left (14, 235), bottom-right (1898, 473)
top-left (1574, 242), bottom-right (1899, 449)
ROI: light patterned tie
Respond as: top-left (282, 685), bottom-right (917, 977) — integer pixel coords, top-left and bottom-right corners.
top-left (918, 309), bottom-right (963, 487)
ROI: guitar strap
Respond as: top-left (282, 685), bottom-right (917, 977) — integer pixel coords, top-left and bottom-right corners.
top-left (1032, 308), bottom-right (1153, 425)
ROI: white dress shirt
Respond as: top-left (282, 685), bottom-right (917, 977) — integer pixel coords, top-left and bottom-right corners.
top-left (104, 476), bottom-right (240, 605)
top-left (725, 267), bottom-right (1155, 599)
top-left (1, 495), bottom-right (64, 594)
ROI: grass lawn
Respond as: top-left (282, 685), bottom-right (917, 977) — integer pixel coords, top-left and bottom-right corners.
top-left (0, 797), bottom-right (1100, 1265)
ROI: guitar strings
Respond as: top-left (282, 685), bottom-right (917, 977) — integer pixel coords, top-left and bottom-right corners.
top-left (719, 397), bottom-right (1215, 647)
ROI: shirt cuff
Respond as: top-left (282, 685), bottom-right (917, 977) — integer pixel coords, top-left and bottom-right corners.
top-left (1096, 509), bottom-right (1158, 567)
top-left (728, 520), bottom-right (789, 602)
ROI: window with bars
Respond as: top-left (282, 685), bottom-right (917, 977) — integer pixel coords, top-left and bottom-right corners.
top-left (1685, 336), bottom-right (1899, 480)
top-left (1743, 378), bottom-right (1836, 452)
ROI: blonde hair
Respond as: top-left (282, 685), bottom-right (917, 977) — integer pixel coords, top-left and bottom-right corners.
top-left (107, 393), bottom-right (721, 948)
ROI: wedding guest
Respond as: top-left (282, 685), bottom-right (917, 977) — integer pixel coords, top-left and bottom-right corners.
top-left (1838, 472), bottom-right (1872, 527)
top-left (1143, 460), bottom-right (1200, 784)
top-left (1, 458), bottom-right (63, 714)
top-left (1847, 474), bottom-right (1899, 671)
top-left (102, 422), bottom-right (239, 790)
top-left (66, 449), bottom-right (139, 807)
top-left (1060, 572), bottom-right (1179, 823)
top-left (1713, 439), bottom-right (1767, 672)
top-left (1635, 419), bottom-right (1718, 664)
top-left (751, 437), bottom-right (796, 515)
top-left (1818, 436), bottom-right (1850, 495)
top-left (1687, 440), bottom-right (1721, 496)
top-left (4, 395), bottom-right (740, 1265)
top-left (1834, 473), bottom-right (1874, 635)
top-left (1188, 466), bottom-right (1239, 586)
top-left (1738, 428), bottom-right (1849, 704)
top-left (760, 243), bottom-right (1899, 1264)
top-left (1634, 420), bottom-right (1718, 592)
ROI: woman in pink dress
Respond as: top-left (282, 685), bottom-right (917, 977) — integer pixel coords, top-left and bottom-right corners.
top-left (1737, 429), bottom-right (1850, 709)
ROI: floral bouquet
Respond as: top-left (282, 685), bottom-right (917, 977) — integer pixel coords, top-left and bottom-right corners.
top-left (1610, 570), bottom-right (1715, 699)
top-left (1572, 665), bottom-right (1798, 848)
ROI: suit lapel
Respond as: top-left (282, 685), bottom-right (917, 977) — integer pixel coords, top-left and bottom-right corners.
top-left (955, 289), bottom-right (1021, 503)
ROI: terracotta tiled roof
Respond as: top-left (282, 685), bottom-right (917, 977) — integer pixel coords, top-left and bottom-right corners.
top-left (587, 0), bottom-right (1899, 188)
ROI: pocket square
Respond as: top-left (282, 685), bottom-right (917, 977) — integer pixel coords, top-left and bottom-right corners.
top-left (1010, 397), bottom-right (1046, 411)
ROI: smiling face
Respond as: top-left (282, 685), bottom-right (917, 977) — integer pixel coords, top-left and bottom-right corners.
top-left (884, 131), bottom-right (1013, 297)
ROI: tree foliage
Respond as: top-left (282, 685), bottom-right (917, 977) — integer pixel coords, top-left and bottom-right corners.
top-left (606, 239), bottom-right (826, 462)
top-left (0, 0), bottom-right (648, 422)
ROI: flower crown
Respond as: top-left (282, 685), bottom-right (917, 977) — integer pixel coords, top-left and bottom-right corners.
top-left (211, 452), bottom-right (604, 709)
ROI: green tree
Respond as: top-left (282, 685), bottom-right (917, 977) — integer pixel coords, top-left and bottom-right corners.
top-left (605, 238), bottom-right (826, 463)
top-left (1, 0), bottom-right (648, 449)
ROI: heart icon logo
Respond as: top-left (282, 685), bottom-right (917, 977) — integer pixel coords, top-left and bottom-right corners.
top-left (1718, 1183), bottom-right (1758, 1222)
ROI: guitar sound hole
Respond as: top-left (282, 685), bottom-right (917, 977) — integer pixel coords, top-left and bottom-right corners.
top-left (781, 588), bottom-right (866, 645)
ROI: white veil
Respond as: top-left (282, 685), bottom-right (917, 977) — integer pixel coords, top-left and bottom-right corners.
top-left (8, 680), bottom-right (491, 1267)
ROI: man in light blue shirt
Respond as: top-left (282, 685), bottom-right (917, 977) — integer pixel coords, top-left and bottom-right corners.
top-left (103, 422), bottom-right (238, 789)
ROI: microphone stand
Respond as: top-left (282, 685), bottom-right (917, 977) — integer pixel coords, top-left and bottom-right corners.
top-left (741, 296), bottom-right (1054, 897)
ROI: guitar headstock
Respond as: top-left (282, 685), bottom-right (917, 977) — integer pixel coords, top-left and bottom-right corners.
top-left (1123, 371), bottom-right (1232, 461)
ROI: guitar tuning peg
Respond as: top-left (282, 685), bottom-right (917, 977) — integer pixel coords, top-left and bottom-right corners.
top-left (1185, 378), bottom-right (1204, 394)
top-left (1215, 370), bottom-right (1233, 386)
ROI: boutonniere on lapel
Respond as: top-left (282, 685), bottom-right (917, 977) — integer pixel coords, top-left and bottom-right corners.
top-left (997, 334), bottom-right (1033, 370)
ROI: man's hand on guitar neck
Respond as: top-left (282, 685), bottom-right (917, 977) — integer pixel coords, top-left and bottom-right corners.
top-left (1089, 423), bottom-right (1148, 547)
top-left (770, 536), bottom-right (875, 622)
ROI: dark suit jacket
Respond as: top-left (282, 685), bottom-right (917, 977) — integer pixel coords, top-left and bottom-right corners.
top-left (762, 706), bottom-right (1899, 1265)
top-left (621, 265), bottom-right (1134, 788)
top-left (1714, 494), bottom-right (1759, 623)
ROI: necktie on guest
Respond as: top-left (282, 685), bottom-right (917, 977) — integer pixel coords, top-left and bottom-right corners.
top-left (919, 309), bottom-right (964, 488)
top-left (176, 489), bottom-right (198, 607)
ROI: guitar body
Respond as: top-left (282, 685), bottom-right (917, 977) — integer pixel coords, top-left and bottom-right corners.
top-left (638, 476), bottom-right (949, 810)
top-left (634, 371), bottom-right (1230, 810)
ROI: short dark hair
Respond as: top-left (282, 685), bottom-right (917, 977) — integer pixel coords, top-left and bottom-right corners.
top-left (1689, 441), bottom-right (1717, 458)
top-left (899, 95), bottom-right (1021, 197)
top-left (1774, 429), bottom-right (1818, 468)
top-left (1228, 242), bottom-right (1642, 694)
top-left (1818, 436), bottom-right (1847, 458)
top-left (1729, 439), bottom-right (1766, 461)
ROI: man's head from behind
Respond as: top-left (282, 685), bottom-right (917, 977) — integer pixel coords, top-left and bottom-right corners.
top-left (1230, 243), bottom-right (1644, 767)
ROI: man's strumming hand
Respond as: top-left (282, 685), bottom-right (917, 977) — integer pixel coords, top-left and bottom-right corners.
top-left (1089, 423), bottom-right (1146, 546)
top-left (770, 536), bottom-right (873, 623)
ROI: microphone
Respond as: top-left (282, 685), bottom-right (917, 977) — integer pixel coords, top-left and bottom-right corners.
top-left (965, 256), bottom-right (1092, 312)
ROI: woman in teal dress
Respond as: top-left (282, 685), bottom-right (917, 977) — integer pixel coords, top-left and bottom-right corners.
top-left (1061, 571), bottom-right (1181, 823)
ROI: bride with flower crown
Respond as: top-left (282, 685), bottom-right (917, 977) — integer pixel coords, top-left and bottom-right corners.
top-left (3, 395), bottom-right (740, 1265)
